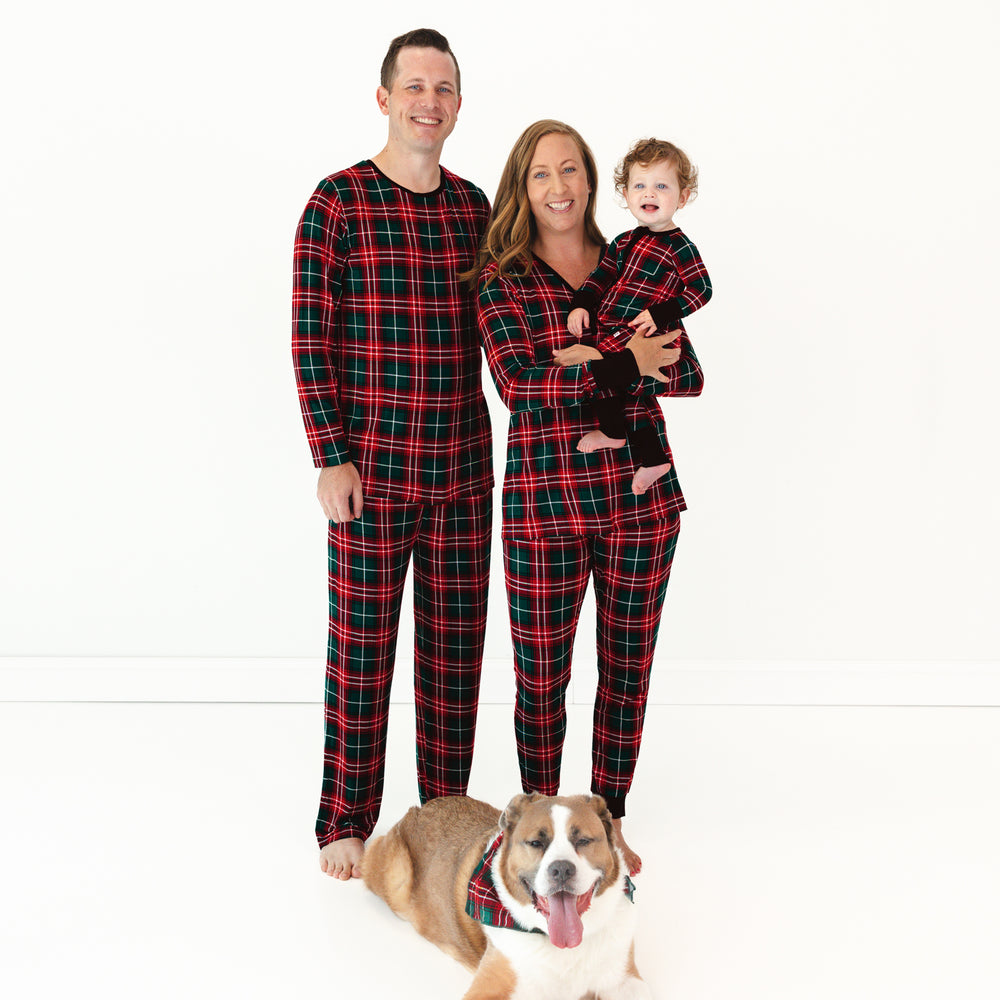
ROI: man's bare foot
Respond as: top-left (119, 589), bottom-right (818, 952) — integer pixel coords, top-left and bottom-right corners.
top-left (612, 818), bottom-right (642, 876)
top-left (578, 430), bottom-right (626, 454)
top-left (319, 838), bottom-right (364, 880)
top-left (631, 462), bottom-right (672, 495)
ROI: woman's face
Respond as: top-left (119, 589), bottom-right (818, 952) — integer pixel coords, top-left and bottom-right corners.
top-left (525, 133), bottom-right (591, 241)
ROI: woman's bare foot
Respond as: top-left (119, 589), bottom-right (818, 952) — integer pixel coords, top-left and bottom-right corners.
top-left (319, 838), bottom-right (364, 880)
top-left (578, 430), bottom-right (626, 454)
top-left (631, 462), bottom-right (672, 495)
top-left (611, 818), bottom-right (642, 876)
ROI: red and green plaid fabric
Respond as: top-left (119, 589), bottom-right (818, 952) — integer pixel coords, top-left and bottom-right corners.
top-left (575, 226), bottom-right (712, 333)
top-left (465, 831), bottom-right (636, 932)
top-left (477, 256), bottom-right (704, 540)
top-left (504, 518), bottom-right (680, 815)
top-left (317, 495), bottom-right (492, 847)
top-left (292, 161), bottom-right (493, 502)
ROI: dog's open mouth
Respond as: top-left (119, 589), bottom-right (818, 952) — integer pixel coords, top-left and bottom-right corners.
top-left (530, 886), bottom-right (595, 949)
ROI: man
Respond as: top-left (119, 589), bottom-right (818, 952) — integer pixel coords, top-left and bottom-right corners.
top-left (291, 28), bottom-right (493, 881)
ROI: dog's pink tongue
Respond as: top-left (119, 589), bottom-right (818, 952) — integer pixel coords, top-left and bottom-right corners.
top-left (545, 892), bottom-right (583, 949)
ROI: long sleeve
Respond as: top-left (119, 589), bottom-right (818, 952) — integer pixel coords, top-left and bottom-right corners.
top-left (647, 234), bottom-right (713, 329)
top-left (478, 270), bottom-right (604, 414)
top-left (291, 184), bottom-right (351, 468)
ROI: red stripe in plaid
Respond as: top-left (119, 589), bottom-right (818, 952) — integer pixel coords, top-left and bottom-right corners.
top-left (477, 256), bottom-right (703, 540)
top-left (292, 161), bottom-right (493, 502)
top-left (317, 495), bottom-right (491, 847)
top-left (503, 517), bottom-right (680, 814)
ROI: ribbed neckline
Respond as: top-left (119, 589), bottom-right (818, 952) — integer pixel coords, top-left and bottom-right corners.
top-left (364, 159), bottom-right (446, 198)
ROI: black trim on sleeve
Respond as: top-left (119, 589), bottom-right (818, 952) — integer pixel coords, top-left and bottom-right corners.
top-left (590, 349), bottom-right (640, 390)
top-left (648, 300), bottom-right (683, 329)
top-left (569, 287), bottom-right (599, 313)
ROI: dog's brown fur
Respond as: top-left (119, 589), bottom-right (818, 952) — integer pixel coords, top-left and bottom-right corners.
top-left (363, 795), bottom-right (500, 971)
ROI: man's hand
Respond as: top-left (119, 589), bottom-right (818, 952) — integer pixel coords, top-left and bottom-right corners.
top-left (552, 344), bottom-right (603, 367)
top-left (318, 463), bottom-right (363, 523)
top-left (567, 307), bottom-right (590, 338)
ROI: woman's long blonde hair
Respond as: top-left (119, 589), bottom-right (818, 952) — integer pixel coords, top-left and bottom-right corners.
top-left (465, 119), bottom-right (604, 287)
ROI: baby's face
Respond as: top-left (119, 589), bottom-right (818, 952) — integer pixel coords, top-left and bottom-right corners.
top-left (623, 160), bottom-right (690, 232)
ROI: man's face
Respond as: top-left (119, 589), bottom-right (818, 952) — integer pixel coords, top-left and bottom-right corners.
top-left (377, 46), bottom-right (461, 156)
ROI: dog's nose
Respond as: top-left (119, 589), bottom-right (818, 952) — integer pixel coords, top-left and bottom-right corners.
top-left (547, 859), bottom-right (576, 887)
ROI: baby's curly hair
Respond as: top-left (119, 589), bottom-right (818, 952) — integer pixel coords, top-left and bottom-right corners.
top-left (614, 138), bottom-right (698, 200)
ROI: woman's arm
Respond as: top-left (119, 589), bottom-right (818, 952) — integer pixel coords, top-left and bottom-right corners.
top-left (478, 272), bottom-right (681, 413)
top-left (478, 273), bottom-right (598, 413)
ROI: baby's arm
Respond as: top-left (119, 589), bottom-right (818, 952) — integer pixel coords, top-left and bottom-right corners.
top-left (644, 236), bottom-right (712, 331)
top-left (567, 241), bottom-right (623, 336)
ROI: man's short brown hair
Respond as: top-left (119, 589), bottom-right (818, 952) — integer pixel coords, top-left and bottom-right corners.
top-left (380, 28), bottom-right (461, 94)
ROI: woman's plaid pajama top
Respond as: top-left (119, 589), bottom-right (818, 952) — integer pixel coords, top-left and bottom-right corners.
top-left (477, 256), bottom-right (703, 539)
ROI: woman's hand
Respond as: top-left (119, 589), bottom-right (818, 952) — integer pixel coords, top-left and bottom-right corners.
top-left (552, 344), bottom-right (603, 367)
top-left (626, 329), bottom-right (682, 382)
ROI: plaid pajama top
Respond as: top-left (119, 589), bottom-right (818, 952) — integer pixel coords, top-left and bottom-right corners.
top-left (292, 161), bottom-right (493, 502)
top-left (477, 257), bottom-right (704, 540)
top-left (572, 226), bottom-right (712, 338)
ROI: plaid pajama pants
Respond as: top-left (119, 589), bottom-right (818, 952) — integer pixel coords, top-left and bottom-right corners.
top-left (316, 493), bottom-right (492, 847)
top-left (502, 515), bottom-right (681, 819)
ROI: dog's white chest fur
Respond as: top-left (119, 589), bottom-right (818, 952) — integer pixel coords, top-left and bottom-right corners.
top-left (483, 907), bottom-right (649, 1000)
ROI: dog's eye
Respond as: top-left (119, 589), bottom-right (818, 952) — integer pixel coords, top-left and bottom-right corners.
top-left (525, 839), bottom-right (544, 850)
top-left (575, 837), bottom-right (594, 848)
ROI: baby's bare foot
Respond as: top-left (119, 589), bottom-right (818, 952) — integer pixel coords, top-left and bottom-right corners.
top-left (578, 430), bottom-right (627, 454)
top-left (319, 838), bottom-right (364, 880)
top-left (631, 462), bottom-right (672, 495)
top-left (612, 818), bottom-right (642, 876)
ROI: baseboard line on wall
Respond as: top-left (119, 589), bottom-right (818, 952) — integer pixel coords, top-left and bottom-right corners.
top-left (1, 657), bottom-right (998, 707)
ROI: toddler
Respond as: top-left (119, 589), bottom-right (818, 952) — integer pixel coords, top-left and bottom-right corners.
top-left (564, 138), bottom-right (712, 495)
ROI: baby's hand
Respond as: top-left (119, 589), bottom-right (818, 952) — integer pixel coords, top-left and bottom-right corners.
top-left (628, 309), bottom-right (658, 338)
top-left (552, 344), bottom-right (603, 367)
top-left (567, 307), bottom-right (590, 338)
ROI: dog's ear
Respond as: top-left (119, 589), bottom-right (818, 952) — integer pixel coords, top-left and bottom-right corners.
top-left (500, 793), bottom-right (541, 832)
top-left (588, 794), bottom-right (616, 845)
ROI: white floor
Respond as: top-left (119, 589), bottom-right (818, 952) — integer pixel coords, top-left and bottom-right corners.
top-left (2, 701), bottom-right (999, 1000)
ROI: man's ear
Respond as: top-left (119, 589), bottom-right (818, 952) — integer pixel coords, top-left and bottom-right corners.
top-left (376, 86), bottom-right (390, 116)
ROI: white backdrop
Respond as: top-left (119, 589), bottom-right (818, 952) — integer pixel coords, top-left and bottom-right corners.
top-left (2, 1), bottom-right (997, 683)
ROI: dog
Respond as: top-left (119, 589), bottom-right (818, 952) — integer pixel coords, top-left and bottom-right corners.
top-left (362, 792), bottom-right (651, 1000)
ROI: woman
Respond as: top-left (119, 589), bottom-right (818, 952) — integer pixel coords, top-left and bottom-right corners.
top-left (471, 120), bottom-right (704, 873)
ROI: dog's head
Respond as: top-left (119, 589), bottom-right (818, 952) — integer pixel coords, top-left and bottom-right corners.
top-left (495, 793), bottom-right (622, 948)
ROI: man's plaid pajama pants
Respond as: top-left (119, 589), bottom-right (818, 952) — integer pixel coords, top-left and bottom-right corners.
top-left (316, 493), bottom-right (491, 847)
